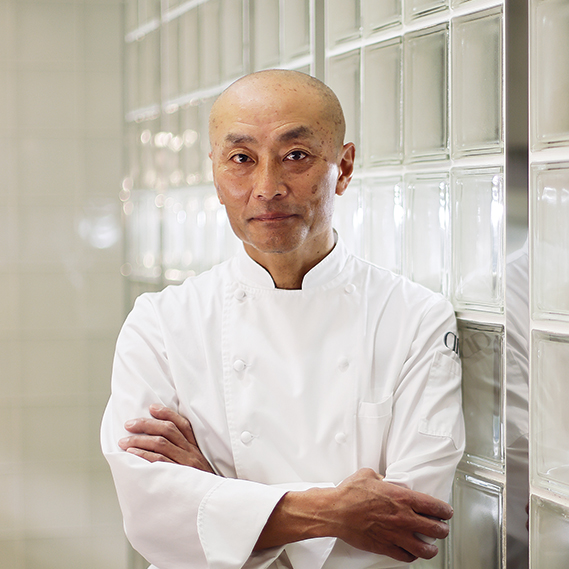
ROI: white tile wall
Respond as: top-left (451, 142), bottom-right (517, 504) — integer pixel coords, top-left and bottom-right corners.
top-left (0, 0), bottom-right (127, 566)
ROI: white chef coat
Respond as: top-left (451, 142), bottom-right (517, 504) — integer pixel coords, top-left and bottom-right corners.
top-left (101, 236), bottom-right (464, 569)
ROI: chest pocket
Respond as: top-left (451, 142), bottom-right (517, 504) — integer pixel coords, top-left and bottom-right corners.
top-left (357, 394), bottom-right (393, 474)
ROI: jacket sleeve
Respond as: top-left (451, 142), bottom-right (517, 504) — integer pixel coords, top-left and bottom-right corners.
top-left (383, 296), bottom-right (465, 501)
top-left (100, 294), bottom-right (290, 569)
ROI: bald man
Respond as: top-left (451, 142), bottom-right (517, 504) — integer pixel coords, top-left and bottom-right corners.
top-left (102, 70), bottom-right (464, 569)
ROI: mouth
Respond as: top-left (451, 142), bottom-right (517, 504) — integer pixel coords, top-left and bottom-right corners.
top-left (251, 213), bottom-right (296, 222)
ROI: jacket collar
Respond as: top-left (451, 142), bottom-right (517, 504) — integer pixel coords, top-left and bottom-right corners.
top-left (236, 231), bottom-right (349, 290)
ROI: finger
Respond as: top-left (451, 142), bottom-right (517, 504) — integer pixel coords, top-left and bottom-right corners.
top-left (124, 417), bottom-right (193, 450)
top-left (412, 516), bottom-right (450, 540)
top-left (119, 433), bottom-right (189, 463)
top-left (126, 447), bottom-right (175, 464)
top-left (411, 494), bottom-right (453, 521)
top-left (149, 404), bottom-right (198, 446)
top-left (379, 544), bottom-right (419, 564)
top-left (396, 535), bottom-right (439, 560)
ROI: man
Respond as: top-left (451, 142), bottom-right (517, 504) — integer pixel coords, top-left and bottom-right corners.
top-left (101, 69), bottom-right (464, 569)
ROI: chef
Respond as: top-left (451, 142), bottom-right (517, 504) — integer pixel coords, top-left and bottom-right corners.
top-left (101, 69), bottom-right (465, 569)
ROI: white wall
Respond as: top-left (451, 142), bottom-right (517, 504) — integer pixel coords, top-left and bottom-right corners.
top-left (0, 0), bottom-right (128, 566)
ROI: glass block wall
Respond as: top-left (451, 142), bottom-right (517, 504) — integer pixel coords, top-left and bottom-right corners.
top-left (120, 1), bottom-right (532, 568)
top-left (528, 1), bottom-right (569, 568)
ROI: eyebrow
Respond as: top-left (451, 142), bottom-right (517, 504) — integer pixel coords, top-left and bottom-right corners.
top-left (277, 126), bottom-right (314, 143)
top-left (224, 133), bottom-right (257, 145)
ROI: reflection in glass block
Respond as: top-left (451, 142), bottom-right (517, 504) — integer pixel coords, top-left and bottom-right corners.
top-left (362, 178), bottom-right (404, 274)
top-left (532, 163), bottom-right (569, 318)
top-left (221, 0), bottom-right (244, 81)
top-left (405, 0), bottom-right (448, 22)
top-left (531, 332), bottom-right (569, 494)
top-left (138, 117), bottom-right (161, 189)
top-left (404, 24), bottom-right (449, 161)
top-left (451, 473), bottom-right (503, 569)
top-left (283, 0), bottom-right (310, 61)
top-left (199, 0), bottom-right (221, 88)
top-left (326, 0), bottom-right (361, 45)
top-left (362, 0), bottom-right (401, 32)
top-left (139, 29), bottom-right (161, 108)
top-left (364, 39), bottom-right (402, 165)
top-left (125, 40), bottom-right (139, 112)
top-left (333, 180), bottom-right (363, 256)
top-left (179, 8), bottom-right (199, 94)
top-left (531, 0), bottom-right (569, 148)
top-left (164, 19), bottom-right (179, 101)
top-left (458, 321), bottom-right (504, 467)
top-left (199, 99), bottom-right (215, 183)
top-left (138, 0), bottom-right (160, 26)
top-left (531, 495), bottom-right (569, 569)
top-left (406, 174), bottom-right (449, 293)
top-left (451, 168), bottom-right (505, 311)
top-left (327, 50), bottom-right (360, 157)
top-left (253, 0), bottom-right (279, 70)
top-left (125, 190), bottom-right (162, 281)
top-left (180, 105), bottom-right (201, 185)
top-left (452, 8), bottom-right (503, 157)
top-left (125, 0), bottom-right (138, 33)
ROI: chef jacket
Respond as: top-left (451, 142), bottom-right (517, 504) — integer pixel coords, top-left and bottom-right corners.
top-left (101, 236), bottom-right (465, 569)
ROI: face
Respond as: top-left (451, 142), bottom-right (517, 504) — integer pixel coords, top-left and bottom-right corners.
top-left (209, 77), bottom-right (355, 266)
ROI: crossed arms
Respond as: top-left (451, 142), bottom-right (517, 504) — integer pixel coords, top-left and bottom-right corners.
top-left (119, 404), bottom-right (453, 564)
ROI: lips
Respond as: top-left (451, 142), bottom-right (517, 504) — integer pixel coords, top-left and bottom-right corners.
top-left (251, 212), bottom-right (296, 222)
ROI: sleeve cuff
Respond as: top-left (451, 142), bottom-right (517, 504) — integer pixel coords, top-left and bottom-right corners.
top-left (197, 478), bottom-right (288, 569)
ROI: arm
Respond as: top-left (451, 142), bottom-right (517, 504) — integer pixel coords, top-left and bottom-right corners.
top-left (122, 406), bottom-right (453, 563)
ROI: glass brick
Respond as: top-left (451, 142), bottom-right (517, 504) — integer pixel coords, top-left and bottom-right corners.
top-left (164, 18), bottom-right (179, 101)
top-left (125, 189), bottom-right (162, 281)
top-left (180, 104), bottom-right (201, 186)
top-left (327, 50), bottom-right (361, 159)
top-left (253, 0), bottom-right (279, 70)
top-left (179, 8), bottom-right (200, 94)
top-left (326, 0), bottom-right (361, 46)
top-left (138, 0), bottom-right (160, 26)
top-left (363, 39), bottom-right (402, 165)
top-left (451, 473), bottom-right (503, 569)
top-left (451, 167), bottom-right (505, 312)
top-left (138, 29), bottom-right (161, 108)
top-left (458, 320), bottom-right (505, 467)
top-left (221, 0), bottom-right (245, 81)
top-left (451, 8), bottom-right (503, 157)
top-left (362, 178), bottom-right (404, 274)
top-left (530, 495), bottom-right (569, 569)
top-left (531, 0), bottom-right (569, 149)
top-left (125, 40), bottom-right (139, 112)
top-left (333, 180), bottom-right (363, 257)
top-left (138, 117), bottom-right (161, 189)
top-left (531, 163), bottom-right (569, 319)
top-left (362, 0), bottom-right (401, 33)
top-left (404, 24), bottom-right (449, 162)
top-left (406, 174), bottom-right (449, 294)
top-left (531, 332), bottom-right (569, 495)
top-left (282, 0), bottom-right (311, 61)
top-left (405, 0), bottom-right (448, 22)
top-left (125, 0), bottom-right (138, 33)
top-left (199, 0), bottom-right (221, 88)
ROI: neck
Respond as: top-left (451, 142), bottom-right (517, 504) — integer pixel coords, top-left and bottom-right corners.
top-left (244, 232), bottom-right (336, 290)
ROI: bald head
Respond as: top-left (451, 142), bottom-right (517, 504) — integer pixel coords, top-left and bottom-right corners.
top-left (209, 70), bottom-right (346, 150)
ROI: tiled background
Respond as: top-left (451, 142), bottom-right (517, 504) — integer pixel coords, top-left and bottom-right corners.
top-left (0, 0), bottom-right (127, 566)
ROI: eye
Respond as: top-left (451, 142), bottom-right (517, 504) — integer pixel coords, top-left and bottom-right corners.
top-left (285, 150), bottom-right (307, 162)
top-left (230, 153), bottom-right (252, 164)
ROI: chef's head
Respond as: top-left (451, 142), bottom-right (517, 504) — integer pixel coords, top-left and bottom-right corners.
top-left (208, 70), bottom-right (355, 266)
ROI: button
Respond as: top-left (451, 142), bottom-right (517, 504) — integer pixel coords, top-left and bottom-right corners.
top-left (240, 431), bottom-right (255, 444)
top-left (233, 359), bottom-right (247, 372)
top-left (234, 288), bottom-right (246, 300)
top-left (344, 283), bottom-right (356, 294)
top-left (335, 432), bottom-right (347, 444)
top-left (338, 359), bottom-right (349, 372)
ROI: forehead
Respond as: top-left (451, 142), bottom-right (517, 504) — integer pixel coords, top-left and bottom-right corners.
top-left (210, 82), bottom-right (336, 147)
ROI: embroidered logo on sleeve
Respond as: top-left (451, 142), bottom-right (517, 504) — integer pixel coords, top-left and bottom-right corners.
top-left (444, 332), bottom-right (460, 356)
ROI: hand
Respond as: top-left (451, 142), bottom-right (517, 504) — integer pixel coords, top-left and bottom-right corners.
top-left (330, 468), bottom-right (452, 562)
top-left (118, 404), bottom-right (215, 474)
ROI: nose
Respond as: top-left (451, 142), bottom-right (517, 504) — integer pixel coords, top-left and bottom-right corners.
top-left (253, 159), bottom-right (286, 200)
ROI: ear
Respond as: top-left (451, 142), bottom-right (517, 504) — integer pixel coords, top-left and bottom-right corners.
top-left (335, 143), bottom-right (356, 196)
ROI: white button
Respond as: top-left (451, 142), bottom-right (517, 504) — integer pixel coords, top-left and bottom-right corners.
top-left (240, 431), bottom-right (254, 444)
top-left (234, 288), bottom-right (246, 300)
top-left (233, 359), bottom-right (247, 372)
top-left (338, 359), bottom-right (349, 372)
top-left (335, 432), bottom-right (347, 444)
top-left (344, 283), bottom-right (356, 294)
